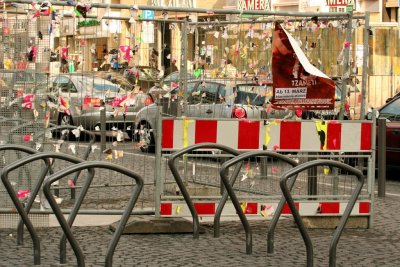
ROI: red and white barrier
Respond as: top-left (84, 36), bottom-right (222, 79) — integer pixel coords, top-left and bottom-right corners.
top-left (161, 119), bottom-right (372, 152)
top-left (160, 200), bottom-right (371, 217)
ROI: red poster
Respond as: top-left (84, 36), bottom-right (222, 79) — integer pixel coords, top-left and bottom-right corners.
top-left (272, 22), bottom-right (335, 110)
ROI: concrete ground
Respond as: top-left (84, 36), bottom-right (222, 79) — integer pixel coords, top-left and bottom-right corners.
top-left (0, 194), bottom-right (399, 267)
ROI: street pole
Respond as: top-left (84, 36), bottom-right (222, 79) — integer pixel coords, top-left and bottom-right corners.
top-left (377, 117), bottom-right (386, 198)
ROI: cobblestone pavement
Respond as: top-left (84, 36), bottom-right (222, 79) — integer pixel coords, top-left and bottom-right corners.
top-left (0, 195), bottom-right (399, 267)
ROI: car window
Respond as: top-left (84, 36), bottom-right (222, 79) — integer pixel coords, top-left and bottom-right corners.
top-left (235, 85), bottom-right (267, 106)
top-left (189, 82), bottom-right (220, 104)
top-left (379, 98), bottom-right (400, 121)
top-left (54, 76), bottom-right (78, 93)
top-left (93, 82), bottom-right (120, 92)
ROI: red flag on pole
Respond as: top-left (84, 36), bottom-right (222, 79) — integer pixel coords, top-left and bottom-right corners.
top-left (272, 22), bottom-right (335, 110)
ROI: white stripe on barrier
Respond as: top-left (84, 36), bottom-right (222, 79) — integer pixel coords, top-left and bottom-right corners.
top-left (162, 119), bottom-right (373, 152)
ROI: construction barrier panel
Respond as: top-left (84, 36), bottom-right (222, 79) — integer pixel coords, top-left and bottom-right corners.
top-left (158, 117), bottom-right (374, 224)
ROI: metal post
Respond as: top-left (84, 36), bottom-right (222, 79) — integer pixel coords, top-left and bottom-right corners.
top-left (307, 153), bottom-right (318, 196)
top-left (360, 12), bottom-right (370, 119)
top-left (180, 19), bottom-right (188, 116)
top-left (377, 117), bottom-right (386, 197)
top-left (338, 11), bottom-right (354, 120)
top-left (154, 105), bottom-right (163, 217)
top-left (100, 106), bottom-right (106, 152)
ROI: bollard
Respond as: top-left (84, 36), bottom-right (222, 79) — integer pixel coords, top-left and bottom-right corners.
top-left (100, 106), bottom-right (107, 151)
top-left (377, 117), bottom-right (386, 198)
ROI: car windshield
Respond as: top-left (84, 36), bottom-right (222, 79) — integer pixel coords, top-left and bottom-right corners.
top-left (379, 97), bottom-right (400, 121)
top-left (234, 85), bottom-right (267, 106)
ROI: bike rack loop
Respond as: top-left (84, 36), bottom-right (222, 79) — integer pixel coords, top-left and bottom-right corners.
top-left (279, 159), bottom-right (365, 267)
top-left (166, 144), bottom-right (248, 242)
top-left (43, 161), bottom-right (144, 267)
top-left (215, 151), bottom-right (299, 254)
top-left (0, 146), bottom-right (50, 265)
top-left (32, 125), bottom-right (97, 200)
top-left (2, 152), bottom-right (95, 266)
top-left (0, 145), bottom-right (47, 245)
top-left (9, 152), bottom-right (95, 265)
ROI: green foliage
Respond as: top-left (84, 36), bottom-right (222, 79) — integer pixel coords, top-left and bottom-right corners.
top-left (77, 20), bottom-right (101, 28)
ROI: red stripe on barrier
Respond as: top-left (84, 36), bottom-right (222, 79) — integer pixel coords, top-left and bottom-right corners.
top-left (195, 120), bottom-right (218, 144)
top-left (327, 122), bottom-right (342, 150)
top-left (359, 202), bottom-right (370, 214)
top-left (280, 122), bottom-right (301, 150)
top-left (162, 120), bottom-right (174, 149)
top-left (160, 203), bottom-right (172, 215)
top-left (194, 203), bottom-right (215, 215)
top-left (282, 202), bottom-right (299, 214)
top-left (319, 202), bottom-right (340, 214)
top-left (244, 202), bottom-right (258, 215)
top-left (360, 123), bottom-right (372, 150)
top-left (237, 121), bottom-right (260, 149)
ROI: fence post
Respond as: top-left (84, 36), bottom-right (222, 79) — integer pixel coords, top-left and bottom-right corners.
top-left (338, 10), bottom-right (354, 120)
top-left (154, 105), bottom-right (163, 217)
top-left (307, 153), bottom-right (318, 197)
top-left (100, 106), bottom-right (106, 152)
top-left (360, 12), bottom-right (370, 119)
top-left (377, 117), bottom-right (386, 197)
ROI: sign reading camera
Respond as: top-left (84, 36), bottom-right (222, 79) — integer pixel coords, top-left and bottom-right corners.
top-left (237, 0), bottom-right (271, 11)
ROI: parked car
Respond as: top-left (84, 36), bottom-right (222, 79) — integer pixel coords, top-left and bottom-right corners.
top-left (367, 92), bottom-right (400, 170)
top-left (134, 81), bottom-right (270, 152)
top-left (9, 74), bottom-right (147, 138)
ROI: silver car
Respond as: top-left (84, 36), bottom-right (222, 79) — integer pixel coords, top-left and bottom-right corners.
top-left (135, 81), bottom-right (270, 152)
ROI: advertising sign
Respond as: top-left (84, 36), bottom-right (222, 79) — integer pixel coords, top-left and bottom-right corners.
top-left (271, 22), bottom-right (335, 110)
top-left (237, 0), bottom-right (271, 11)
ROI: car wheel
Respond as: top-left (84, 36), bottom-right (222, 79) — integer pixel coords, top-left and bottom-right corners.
top-left (139, 122), bottom-right (155, 153)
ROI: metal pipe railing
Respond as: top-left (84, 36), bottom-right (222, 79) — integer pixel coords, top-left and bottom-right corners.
top-left (214, 150), bottom-right (298, 254)
top-left (279, 159), bottom-right (365, 267)
top-left (42, 161), bottom-right (144, 267)
top-left (167, 143), bottom-right (240, 238)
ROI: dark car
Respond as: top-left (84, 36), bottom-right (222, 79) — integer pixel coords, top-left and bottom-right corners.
top-left (367, 92), bottom-right (400, 170)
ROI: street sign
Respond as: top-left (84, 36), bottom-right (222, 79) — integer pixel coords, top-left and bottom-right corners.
top-left (142, 10), bottom-right (155, 20)
top-left (346, 5), bottom-right (353, 11)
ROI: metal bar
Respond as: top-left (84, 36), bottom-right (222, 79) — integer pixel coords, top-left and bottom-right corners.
top-left (154, 106), bottom-right (163, 217)
top-left (100, 106), bottom-right (106, 152)
top-left (0, 148), bottom-right (52, 265)
top-left (279, 159), bottom-right (365, 267)
top-left (0, 145), bottom-right (45, 248)
top-left (42, 161), bottom-right (144, 267)
top-left (4, 0), bottom-right (353, 17)
top-left (338, 10), bottom-right (354, 120)
top-left (360, 13), bottom-right (370, 119)
top-left (189, 16), bottom-right (365, 26)
top-left (0, 209), bottom-right (155, 215)
top-left (377, 117), bottom-right (386, 197)
top-left (181, 19), bottom-right (188, 115)
top-left (2, 152), bottom-right (91, 264)
top-left (167, 143), bottom-right (240, 240)
top-left (212, 151), bottom-right (298, 255)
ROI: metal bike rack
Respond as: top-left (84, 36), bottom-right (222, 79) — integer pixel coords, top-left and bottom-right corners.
top-left (42, 161), bottom-right (144, 267)
top-left (7, 152), bottom-right (95, 265)
top-left (1, 151), bottom-right (95, 266)
top-left (279, 159), bottom-right (365, 267)
top-left (167, 144), bottom-right (256, 252)
top-left (32, 125), bottom-right (97, 200)
top-left (0, 146), bottom-right (50, 265)
top-left (216, 151), bottom-right (299, 255)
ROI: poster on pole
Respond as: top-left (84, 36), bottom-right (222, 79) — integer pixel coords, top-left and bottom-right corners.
top-left (271, 22), bottom-right (335, 110)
